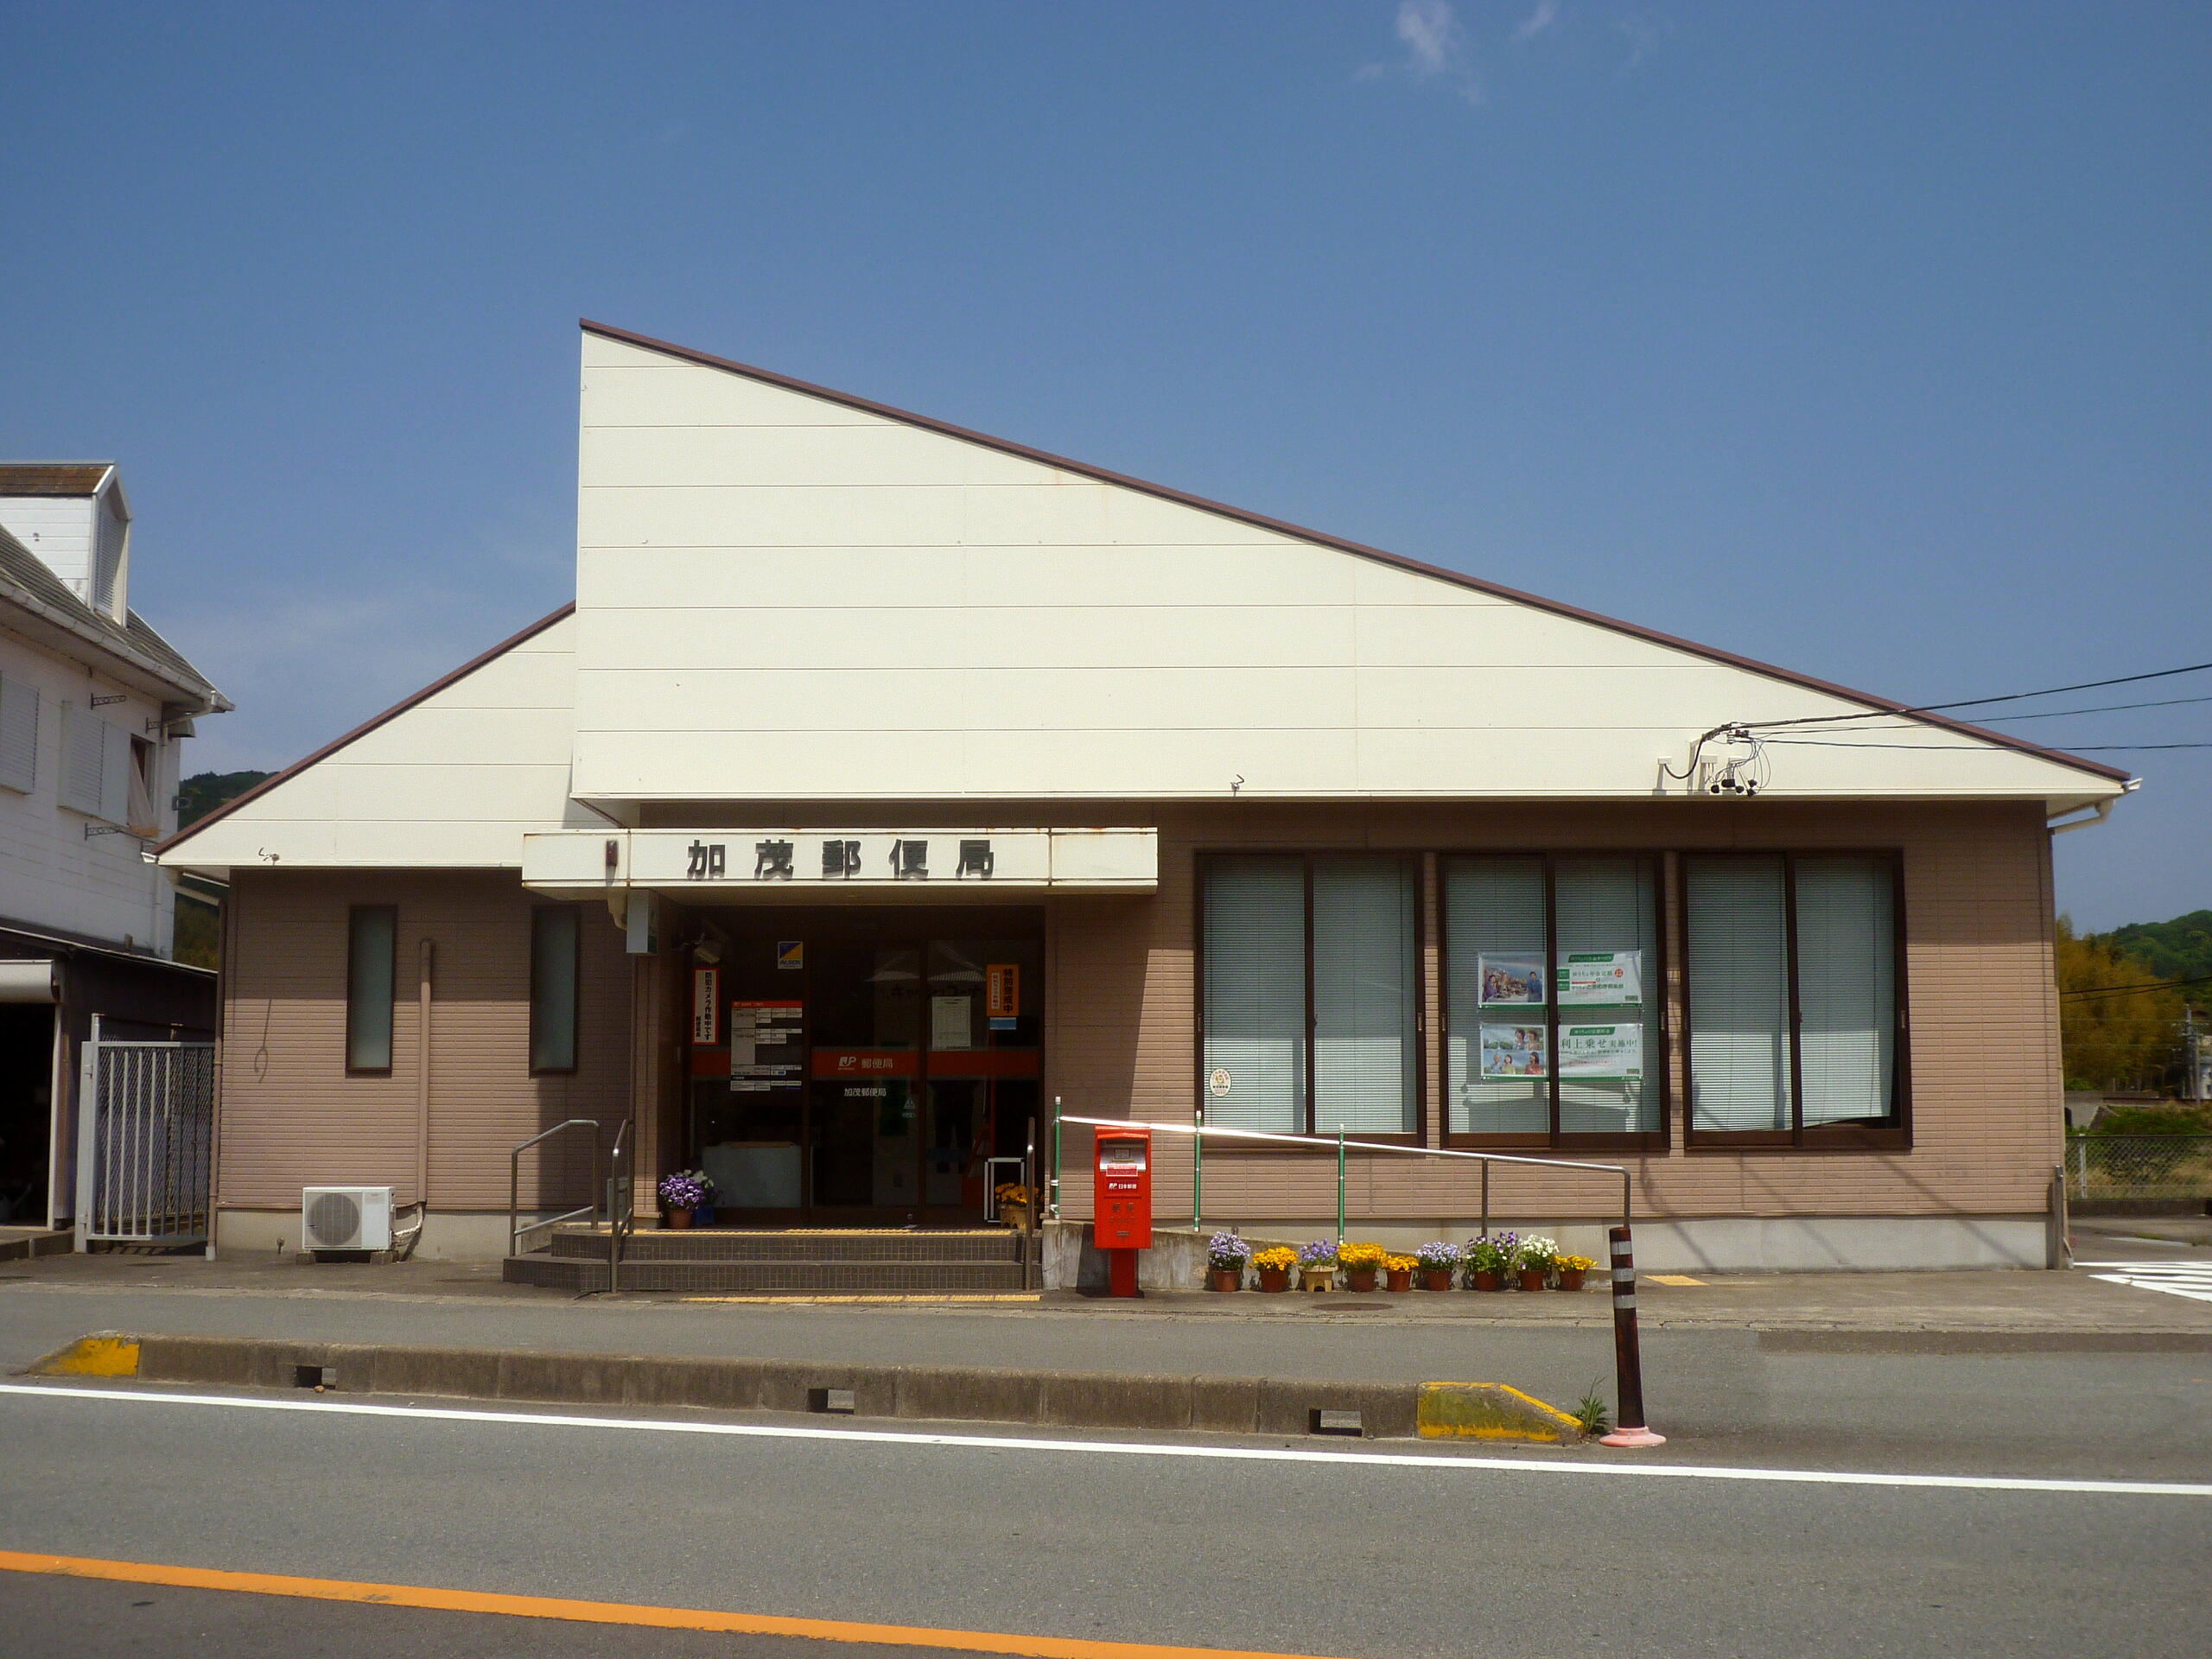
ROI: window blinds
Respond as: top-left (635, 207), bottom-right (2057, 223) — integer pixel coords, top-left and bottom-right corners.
top-left (1312, 857), bottom-right (1416, 1135)
top-left (1796, 857), bottom-right (1896, 1124)
top-left (1202, 859), bottom-right (1306, 1132)
top-left (1555, 856), bottom-right (1660, 1135)
top-left (0, 675), bottom-right (35, 795)
top-left (1685, 856), bottom-right (1791, 1131)
top-left (1445, 858), bottom-right (1548, 1134)
top-left (60, 703), bottom-right (107, 817)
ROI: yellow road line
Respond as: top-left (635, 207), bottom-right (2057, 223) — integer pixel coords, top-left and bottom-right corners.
top-left (1647, 1274), bottom-right (1705, 1287)
top-left (0, 1549), bottom-right (1347, 1658)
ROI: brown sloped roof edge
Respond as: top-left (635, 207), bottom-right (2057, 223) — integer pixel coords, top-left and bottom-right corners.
top-left (584, 319), bottom-right (2133, 787)
top-left (155, 602), bottom-right (576, 858)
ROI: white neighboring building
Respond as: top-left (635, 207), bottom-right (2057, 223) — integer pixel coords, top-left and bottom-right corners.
top-left (0, 464), bottom-right (230, 1230)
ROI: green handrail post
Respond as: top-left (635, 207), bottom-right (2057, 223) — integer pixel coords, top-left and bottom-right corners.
top-left (1051, 1097), bottom-right (1063, 1220)
top-left (1336, 1128), bottom-right (1346, 1249)
top-left (1192, 1103), bottom-right (1204, 1232)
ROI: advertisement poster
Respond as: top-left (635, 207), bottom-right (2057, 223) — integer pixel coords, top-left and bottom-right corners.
top-left (1557, 950), bottom-right (1643, 1007)
top-left (1558, 1024), bottom-right (1644, 1080)
top-left (1478, 1024), bottom-right (1549, 1079)
top-left (931, 995), bottom-right (973, 1050)
top-left (986, 963), bottom-right (1020, 1031)
top-left (690, 967), bottom-right (721, 1045)
top-left (1477, 955), bottom-right (1547, 1007)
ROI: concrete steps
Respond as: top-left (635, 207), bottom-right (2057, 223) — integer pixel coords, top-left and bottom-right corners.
top-left (503, 1225), bottom-right (1033, 1294)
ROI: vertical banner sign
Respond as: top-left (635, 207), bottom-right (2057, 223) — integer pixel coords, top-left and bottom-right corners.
top-left (691, 968), bottom-right (721, 1045)
top-left (986, 963), bottom-right (1020, 1032)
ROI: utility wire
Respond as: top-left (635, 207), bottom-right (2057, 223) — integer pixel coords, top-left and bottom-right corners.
top-left (2061, 970), bottom-right (2212, 1001)
top-left (1764, 739), bottom-right (2212, 752)
top-left (1802, 692), bottom-right (2212, 734)
top-left (1740, 658), bottom-right (2212, 733)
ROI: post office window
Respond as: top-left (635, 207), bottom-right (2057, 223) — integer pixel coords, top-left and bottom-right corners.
top-left (1682, 853), bottom-right (1905, 1146)
top-left (1444, 855), bottom-right (1663, 1147)
top-left (530, 906), bottom-right (582, 1075)
top-left (346, 906), bottom-right (397, 1075)
top-left (1200, 854), bottom-right (1418, 1139)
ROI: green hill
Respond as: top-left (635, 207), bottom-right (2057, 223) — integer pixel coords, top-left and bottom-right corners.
top-left (176, 769), bottom-right (274, 827)
top-left (2106, 910), bottom-right (2212, 987)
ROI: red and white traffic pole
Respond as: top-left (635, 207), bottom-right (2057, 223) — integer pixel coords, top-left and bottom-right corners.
top-left (1599, 1224), bottom-right (1665, 1448)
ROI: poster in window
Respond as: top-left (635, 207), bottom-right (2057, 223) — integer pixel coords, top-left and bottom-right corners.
top-left (1478, 1024), bottom-right (1549, 1079)
top-left (690, 967), bottom-right (721, 1045)
top-left (931, 994), bottom-right (973, 1050)
top-left (1477, 955), bottom-right (1547, 1007)
top-left (1558, 1024), bottom-right (1643, 1080)
top-left (1557, 950), bottom-right (1643, 1007)
top-left (986, 963), bottom-right (1019, 1031)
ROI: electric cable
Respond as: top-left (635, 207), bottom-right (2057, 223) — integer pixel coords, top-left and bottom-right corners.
top-left (1738, 658), bottom-right (2212, 733)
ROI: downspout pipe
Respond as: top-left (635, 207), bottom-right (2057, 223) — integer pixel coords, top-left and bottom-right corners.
top-left (397, 938), bottom-right (435, 1259)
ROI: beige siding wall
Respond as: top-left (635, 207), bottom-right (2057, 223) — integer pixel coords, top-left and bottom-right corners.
top-left (217, 869), bottom-right (632, 1212)
top-left (216, 797), bottom-right (2060, 1229)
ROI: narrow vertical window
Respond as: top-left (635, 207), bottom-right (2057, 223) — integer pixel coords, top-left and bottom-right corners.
top-left (530, 906), bottom-right (582, 1074)
top-left (1311, 856), bottom-right (1418, 1135)
top-left (1795, 857), bottom-right (1896, 1126)
top-left (1201, 858), bottom-right (1306, 1133)
top-left (1684, 856), bottom-right (1790, 1133)
top-left (346, 906), bottom-right (397, 1075)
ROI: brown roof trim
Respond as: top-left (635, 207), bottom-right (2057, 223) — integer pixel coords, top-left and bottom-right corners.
top-left (155, 602), bottom-right (576, 857)
top-left (0, 462), bottom-right (112, 496)
top-left (584, 319), bottom-right (2132, 787)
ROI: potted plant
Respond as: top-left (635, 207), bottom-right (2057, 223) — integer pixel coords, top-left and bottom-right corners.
top-left (1207, 1231), bottom-right (1252, 1291)
top-left (1414, 1241), bottom-right (1459, 1291)
top-left (1297, 1239), bottom-right (1338, 1291)
top-left (1464, 1233), bottom-right (1510, 1291)
top-left (658, 1170), bottom-right (712, 1230)
top-left (1554, 1252), bottom-right (1595, 1292)
top-left (1383, 1253), bottom-right (1416, 1293)
top-left (995, 1182), bottom-right (1032, 1230)
top-left (1514, 1234), bottom-right (1559, 1291)
top-left (1338, 1240), bottom-right (1386, 1292)
top-left (1252, 1245), bottom-right (1296, 1292)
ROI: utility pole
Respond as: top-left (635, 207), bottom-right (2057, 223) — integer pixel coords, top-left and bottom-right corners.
top-left (2186, 1006), bottom-right (2205, 1103)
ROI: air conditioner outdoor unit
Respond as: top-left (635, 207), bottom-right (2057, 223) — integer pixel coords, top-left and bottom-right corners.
top-left (301, 1185), bottom-right (393, 1252)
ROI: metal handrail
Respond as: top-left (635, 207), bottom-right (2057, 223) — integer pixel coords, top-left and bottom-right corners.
top-left (1056, 1113), bottom-right (1635, 1238)
top-left (507, 1118), bottom-right (601, 1255)
top-left (604, 1117), bottom-right (635, 1296)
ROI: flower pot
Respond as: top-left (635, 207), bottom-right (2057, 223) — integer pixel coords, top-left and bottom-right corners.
top-left (1344, 1267), bottom-right (1377, 1293)
top-left (1421, 1268), bottom-right (1454, 1292)
top-left (1557, 1267), bottom-right (1587, 1292)
top-left (1256, 1267), bottom-right (1290, 1293)
top-left (1516, 1267), bottom-right (1548, 1292)
top-left (1000, 1203), bottom-right (1031, 1231)
top-left (1468, 1269), bottom-right (1502, 1292)
top-left (1384, 1268), bottom-right (1413, 1293)
top-left (1301, 1266), bottom-right (1335, 1292)
top-left (1208, 1267), bottom-right (1243, 1292)
top-left (665, 1207), bottom-right (695, 1230)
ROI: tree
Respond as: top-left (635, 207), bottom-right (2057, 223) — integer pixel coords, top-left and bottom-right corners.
top-left (2056, 917), bottom-right (2183, 1091)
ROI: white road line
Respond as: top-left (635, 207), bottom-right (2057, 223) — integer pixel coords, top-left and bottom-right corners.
top-left (3, 1381), bottom-right (2207, 1499)
top-left (2078, 1261), bottom-right (2212, 1303)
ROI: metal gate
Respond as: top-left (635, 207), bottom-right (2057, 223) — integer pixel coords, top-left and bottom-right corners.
top-left (73, 1015), bottom-right (215, 1249)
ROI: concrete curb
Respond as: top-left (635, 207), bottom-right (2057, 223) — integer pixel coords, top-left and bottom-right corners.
top-left (22, 1332), bottom-right (1584, 1443)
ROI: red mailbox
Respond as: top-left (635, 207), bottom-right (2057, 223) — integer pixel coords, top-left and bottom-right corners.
top-left (1093, 1125), bottom-right (1152, 1298)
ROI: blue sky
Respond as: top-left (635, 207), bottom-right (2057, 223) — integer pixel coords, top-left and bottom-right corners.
top-left (2, 2), bottom-right (2205, 929)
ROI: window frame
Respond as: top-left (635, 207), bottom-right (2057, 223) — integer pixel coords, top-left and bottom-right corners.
top-left (529, 904), bottom-right (583, 1077)
top-left (1679, 849), bottom-right (1911, 1152)
top-left (1439, 850), bottom-right (1671, 1154)
top-left (1193, 849), bottom-right (1426, 1147)
top-left (345, 904), bottom-right (397, 1077)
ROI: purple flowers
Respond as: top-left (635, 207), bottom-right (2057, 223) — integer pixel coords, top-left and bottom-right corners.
top-left (1414, 1241), bottom-right (1459, 1270)
top-left (1208, 1231), bottom-right (1253, 1270)
top-left (1297, 1239), bottom-right (1339, 1267)
top-left (658, 1170), bottom-right (713, 1211)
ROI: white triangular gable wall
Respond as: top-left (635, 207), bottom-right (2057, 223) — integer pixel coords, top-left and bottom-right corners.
top-left (574, 332), bottom-right (2120, 810)
top-left (167, 613), bottom-right (593, 870)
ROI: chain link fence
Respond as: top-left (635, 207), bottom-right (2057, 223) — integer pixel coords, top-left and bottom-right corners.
top-left (2065, 1135), bottom-right (2212, 1206)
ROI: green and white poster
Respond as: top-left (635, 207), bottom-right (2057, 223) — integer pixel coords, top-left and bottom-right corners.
top-left (1556, 950), bottom-right (1643, 1007)
top-left (1558, 1024), bottom-right (1643, 1080)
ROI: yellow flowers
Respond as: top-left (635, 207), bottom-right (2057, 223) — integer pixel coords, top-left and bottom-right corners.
top-left (1252, 1245), bottom-right (1298, 1272)
top-left (1338, 1241), bottom-right (1389, 1270)
top-left (1383, 1254), bottom-right (1418, 1274)
top-left (1555, 1253), bottom-right (1596, 1273)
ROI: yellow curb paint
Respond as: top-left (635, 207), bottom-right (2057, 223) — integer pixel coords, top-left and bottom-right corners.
top-left (0, 1550), bottom-right (1351, 1659)
top-left (27, 1337), bottom-right (140, 1378)
top-left (1414, 1381), bottom-right (1584, 1444)
top-left (1648, 1274), bottom-right (1705, 1287)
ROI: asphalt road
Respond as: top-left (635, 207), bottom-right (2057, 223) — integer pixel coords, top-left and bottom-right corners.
top-left (0, 1377), bottom-right (2205, 1659)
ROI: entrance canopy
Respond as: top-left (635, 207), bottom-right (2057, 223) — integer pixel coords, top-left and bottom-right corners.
top-left (521, 826), bottom-right (1157, 899)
